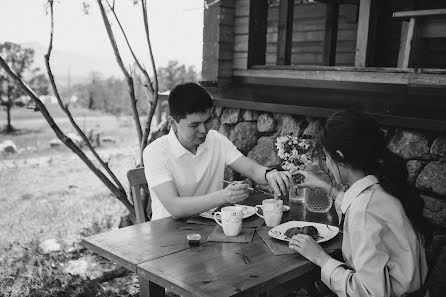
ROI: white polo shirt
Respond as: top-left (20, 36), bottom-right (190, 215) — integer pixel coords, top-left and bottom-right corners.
top-left (143, 129), bottom-right (243, 220)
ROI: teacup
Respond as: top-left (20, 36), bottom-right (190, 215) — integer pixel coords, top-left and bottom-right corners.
top-left (255, 199), bottom-right (283, 227)
top-left (213, 206), bottom-right (243, 236)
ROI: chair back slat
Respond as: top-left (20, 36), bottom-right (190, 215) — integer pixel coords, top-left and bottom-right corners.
top-left (127, 167), bottom-right (147, 186)
top-left (127, 167), bottom-right (149, 223)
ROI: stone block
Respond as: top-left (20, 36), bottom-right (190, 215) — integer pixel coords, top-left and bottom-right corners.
top-left (416, 162), bottom-right (446, 196)
top-left (247, 136), bottom-right (282, 168)
top-left (214, 106), bottom-right (223, 117)
top-left (302, 118), bottom-right (324, 138)
top-left (229, 122), bottom-right (258, 153)
top-left (221, 108), bottom-right (240, 124)
top-left (431, 135), bottom-right (446, 157)
top-left (0, 140), bottom-right (17, 153)
top-left (407, 160), bottom-right (427, 183)
top-left (388, 129), bottom-right (430, 160)
top-left (257, 113), bottom-right (276, 133)
top-left (218, 124), bottom-right (231, 138)
top-left (278, 115), bottom-right (302, 137)
top-left (211, 116), bottom-right (221, 131)
top-left (243, 110), bottom-right (260, 121)
top-left (422, 195), bottom-right (446, 228)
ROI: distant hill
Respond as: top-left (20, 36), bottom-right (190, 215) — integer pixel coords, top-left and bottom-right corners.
top-left (22, 42), bottom-right (123, 86)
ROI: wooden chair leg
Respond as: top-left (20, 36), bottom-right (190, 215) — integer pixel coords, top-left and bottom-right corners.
top-left (139, 276), bottom-right (165, 297)
top-left (398, 17), bottom-right (419, 68)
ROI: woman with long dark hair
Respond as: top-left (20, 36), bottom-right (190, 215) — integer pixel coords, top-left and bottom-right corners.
top-left (289, 110), bottom-right (429, 297)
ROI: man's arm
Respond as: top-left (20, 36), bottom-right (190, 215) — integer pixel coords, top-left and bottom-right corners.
top-left (151, 181), bottom-right (248, 219)
top-left (229, 155), bottom-right (291, 197)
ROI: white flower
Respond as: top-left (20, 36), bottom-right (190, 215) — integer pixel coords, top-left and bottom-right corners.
top-left (276, 135), bottom-right (313, 170)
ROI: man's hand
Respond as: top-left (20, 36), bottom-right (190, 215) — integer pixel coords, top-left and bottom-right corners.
top-left (220, 183), bottom-right (249, 204)
top-left (266, 169), bottom-right (292, 197)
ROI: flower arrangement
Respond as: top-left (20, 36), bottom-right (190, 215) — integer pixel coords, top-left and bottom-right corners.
top-left (275, 135), bottom-right (313, 174)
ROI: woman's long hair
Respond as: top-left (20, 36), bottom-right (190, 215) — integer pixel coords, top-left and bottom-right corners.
top-left (317, 110), bottom-right (430, 237)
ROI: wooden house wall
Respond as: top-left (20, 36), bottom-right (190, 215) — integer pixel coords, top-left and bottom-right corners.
top-left (265, 2), bottom-right (358, 66)
top-left (233, 0), bottom-right (250, 71)
top-left (232, 0), bottom-right (446, 70)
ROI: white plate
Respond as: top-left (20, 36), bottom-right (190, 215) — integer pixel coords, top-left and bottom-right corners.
top-left (268, 221), bottom-right (339, 243)
top-left (199, 204), bottom-right (290, 219)
top-left (199, 205), bottom-right (256, 220)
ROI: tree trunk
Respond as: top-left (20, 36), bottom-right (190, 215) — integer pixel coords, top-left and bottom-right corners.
top-left (88, 93), bottom-right (94, 110)
top-left (6, 96), bottom-right (13, 132)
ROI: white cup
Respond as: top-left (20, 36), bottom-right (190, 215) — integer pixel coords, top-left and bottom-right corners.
top-left (213, 206), bottom-right (243, 236)
top-left (255, 199), bottom-right (283, 227)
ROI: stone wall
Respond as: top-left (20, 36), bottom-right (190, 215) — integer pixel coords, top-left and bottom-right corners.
top-left (212, 107), bottom-right (446, 227)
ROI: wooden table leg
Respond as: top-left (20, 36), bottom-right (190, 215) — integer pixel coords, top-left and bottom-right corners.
top-left (139, 276), bottom-right (165, 297)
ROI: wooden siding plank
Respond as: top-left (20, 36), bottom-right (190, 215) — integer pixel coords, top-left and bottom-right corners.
top-left (323, 3), bottom-right (339, 66)
top-left (393, 9), bottom-right (446, 19)
top-left (276, 0), bottom-right (294, 65)
top-left (235, 0), bottom-right (249, 17)
top-left (420, 17), bottom-right (446, 38)
top-left (234, 16), bottom-right (249, 34)
top-left (355, 0), bottom-right (372, 67)
top-left (234, 34), bottom-right (249, 52)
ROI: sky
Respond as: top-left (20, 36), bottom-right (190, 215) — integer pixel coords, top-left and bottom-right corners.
top-left (0, 0), bottom-right (204, 80)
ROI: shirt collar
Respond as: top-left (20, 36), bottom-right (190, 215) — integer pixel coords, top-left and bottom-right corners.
top-left (341, 175), bottom-right (379, 214)
top-left (167, 128), bottom-right (209, 158)
top-left (167, 128), bottom-right (189, 158)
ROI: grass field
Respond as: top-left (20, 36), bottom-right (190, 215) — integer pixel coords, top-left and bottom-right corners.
top-left (0, 105), bottom-right (147, 296)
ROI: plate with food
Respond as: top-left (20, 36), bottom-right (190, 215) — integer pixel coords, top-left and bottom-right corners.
top-left (268, 221), bottom-right (339, 243)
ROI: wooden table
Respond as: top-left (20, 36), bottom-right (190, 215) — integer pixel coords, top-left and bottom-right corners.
top-left (82, 193), bottom-right (341, 297)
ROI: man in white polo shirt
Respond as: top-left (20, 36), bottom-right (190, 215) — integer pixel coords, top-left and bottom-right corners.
top-left (143, 83), bottom-right (291, 220)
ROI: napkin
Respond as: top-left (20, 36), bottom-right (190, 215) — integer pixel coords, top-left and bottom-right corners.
top-left (186, 216), bottom-right (216, 226)
top-left (207, 226), bottom-right (255, 243)
top-left (186, 214), bottom-right (264, 228)
top-left (256, 226), bottom-right (297, 255)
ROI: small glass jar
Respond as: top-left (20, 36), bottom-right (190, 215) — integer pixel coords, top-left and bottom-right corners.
top-left (187, 233), bottom-right (201, 246)
top-left (289, 179), bottom-right (306, 204)
top-left (305, 187), bottom-right (333, 213)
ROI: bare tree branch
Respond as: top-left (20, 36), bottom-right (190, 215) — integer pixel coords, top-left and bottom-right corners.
top-left (104, 0), bottom-right (155, 97)
top-left (45, 0), bottom-right (127, 197)
top-left (0, 56), bottom-right (134, 217)
top-left (97, 0), bottom-right (143, 145)
top-left (140, 0), bottom-right (160, 163)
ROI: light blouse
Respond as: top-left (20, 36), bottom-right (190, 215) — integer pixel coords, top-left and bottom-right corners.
top-left (321, 175), bottom-right (428, 297)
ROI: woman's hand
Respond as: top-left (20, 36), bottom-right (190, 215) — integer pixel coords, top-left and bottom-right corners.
top-left (220, 182), bottom-right (249, 204)
top-left (294, 170), bottom-right (330, 191)
top-left (288, 234), bottom-right (331, 267)
top-left (266, 170), bottom-right (292, 197)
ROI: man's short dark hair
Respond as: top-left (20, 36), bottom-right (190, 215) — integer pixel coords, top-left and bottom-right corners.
top-left (168, 82), bottom-right (214, 121)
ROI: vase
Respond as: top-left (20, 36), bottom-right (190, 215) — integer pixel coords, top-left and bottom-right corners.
top-left (305, 187), bottom-right (333, 213)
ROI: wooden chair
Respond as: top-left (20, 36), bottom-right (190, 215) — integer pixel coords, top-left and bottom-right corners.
top-left (127, 167), bottom-right (150, 224)
top-left (393, 9), bottom-right (446, 68)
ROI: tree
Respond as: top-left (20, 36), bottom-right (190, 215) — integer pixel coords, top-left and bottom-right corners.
top-left (158, 60), bottom-right (199, 92)
top-left (0, 42), bottom-right (49, 132)
top-left (0, 0), bottom-right (159, 223)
